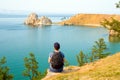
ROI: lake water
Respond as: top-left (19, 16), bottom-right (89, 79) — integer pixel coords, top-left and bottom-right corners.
top-left (0, 17), bottom-right (120, 80)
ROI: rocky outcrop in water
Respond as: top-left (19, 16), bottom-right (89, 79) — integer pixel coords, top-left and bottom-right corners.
top-left (109, 35), bottom-right (120, 42)
top-left (109, 30), bottom-right (120, 37)
top-left (38, 16), bottom-right (52, 25)
top-left (24, 13), bottom-right (52, 26)
top-left (24, 13), bottom-right (38, 25)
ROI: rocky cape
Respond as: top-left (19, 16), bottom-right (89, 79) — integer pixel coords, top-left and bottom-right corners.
top-left (24, 13), bottom-right (52, 26)
top-left (59, 14), bottom-right (120, 27)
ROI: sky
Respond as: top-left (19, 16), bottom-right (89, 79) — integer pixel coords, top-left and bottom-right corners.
top-left (0, 0), bottom-right (120, 14)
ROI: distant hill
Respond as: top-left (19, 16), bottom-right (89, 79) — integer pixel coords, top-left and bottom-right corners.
top-left (43, 52), bottom-right (120, 80)
top-left (59, 14), bottom-right (120, 27)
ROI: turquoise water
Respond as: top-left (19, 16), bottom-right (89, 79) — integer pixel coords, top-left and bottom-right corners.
top-left (0, 17), bottom-right (120, 80)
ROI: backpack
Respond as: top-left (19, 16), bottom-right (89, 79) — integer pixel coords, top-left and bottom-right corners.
top-left (50, 51), bottom-right (64, 69)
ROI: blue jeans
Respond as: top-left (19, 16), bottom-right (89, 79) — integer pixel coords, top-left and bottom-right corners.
top-left (49, 65), bottom-right (63, 72)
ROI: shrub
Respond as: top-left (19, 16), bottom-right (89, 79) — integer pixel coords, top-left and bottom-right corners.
top-left (0, 57), bottom-right (13, 80)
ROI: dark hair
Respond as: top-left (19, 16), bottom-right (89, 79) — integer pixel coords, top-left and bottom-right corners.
top-left (54, 42), bottom-right (60, 50)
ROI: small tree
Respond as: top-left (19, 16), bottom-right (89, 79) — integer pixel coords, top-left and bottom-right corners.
top-left (89, 51), bottom-right (95, 62)
top-left (76, 38), bottom-right (110, 67)
top-left (76, 51), bottom-right (87, 66)
top-left (101, 18), bottom-right (120, 32)
top-left (101, 1), bottom-right (120, 33)
top-left (22, 53), bottom-right (41, 80)
top-left (91, 38), bottom-right (110, 60)
top-left (116, 1), bottom-right (120, 8)
top-left (38, 70), bottom-right (47, 79)
top-left (0, 57), bottom-right (13, 80)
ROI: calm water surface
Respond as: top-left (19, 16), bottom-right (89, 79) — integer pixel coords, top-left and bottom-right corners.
top-left (0, 17), bottom-right (120, 80)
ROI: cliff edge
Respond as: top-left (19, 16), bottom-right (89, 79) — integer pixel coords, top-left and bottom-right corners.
top-left (42, 52), bottom-right (120, 80)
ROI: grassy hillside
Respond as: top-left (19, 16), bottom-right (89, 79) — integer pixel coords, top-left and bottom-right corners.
top-left (43, 52), bottom-right (120, 80)
top-left (59, 14), bottom-right (120, 27)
